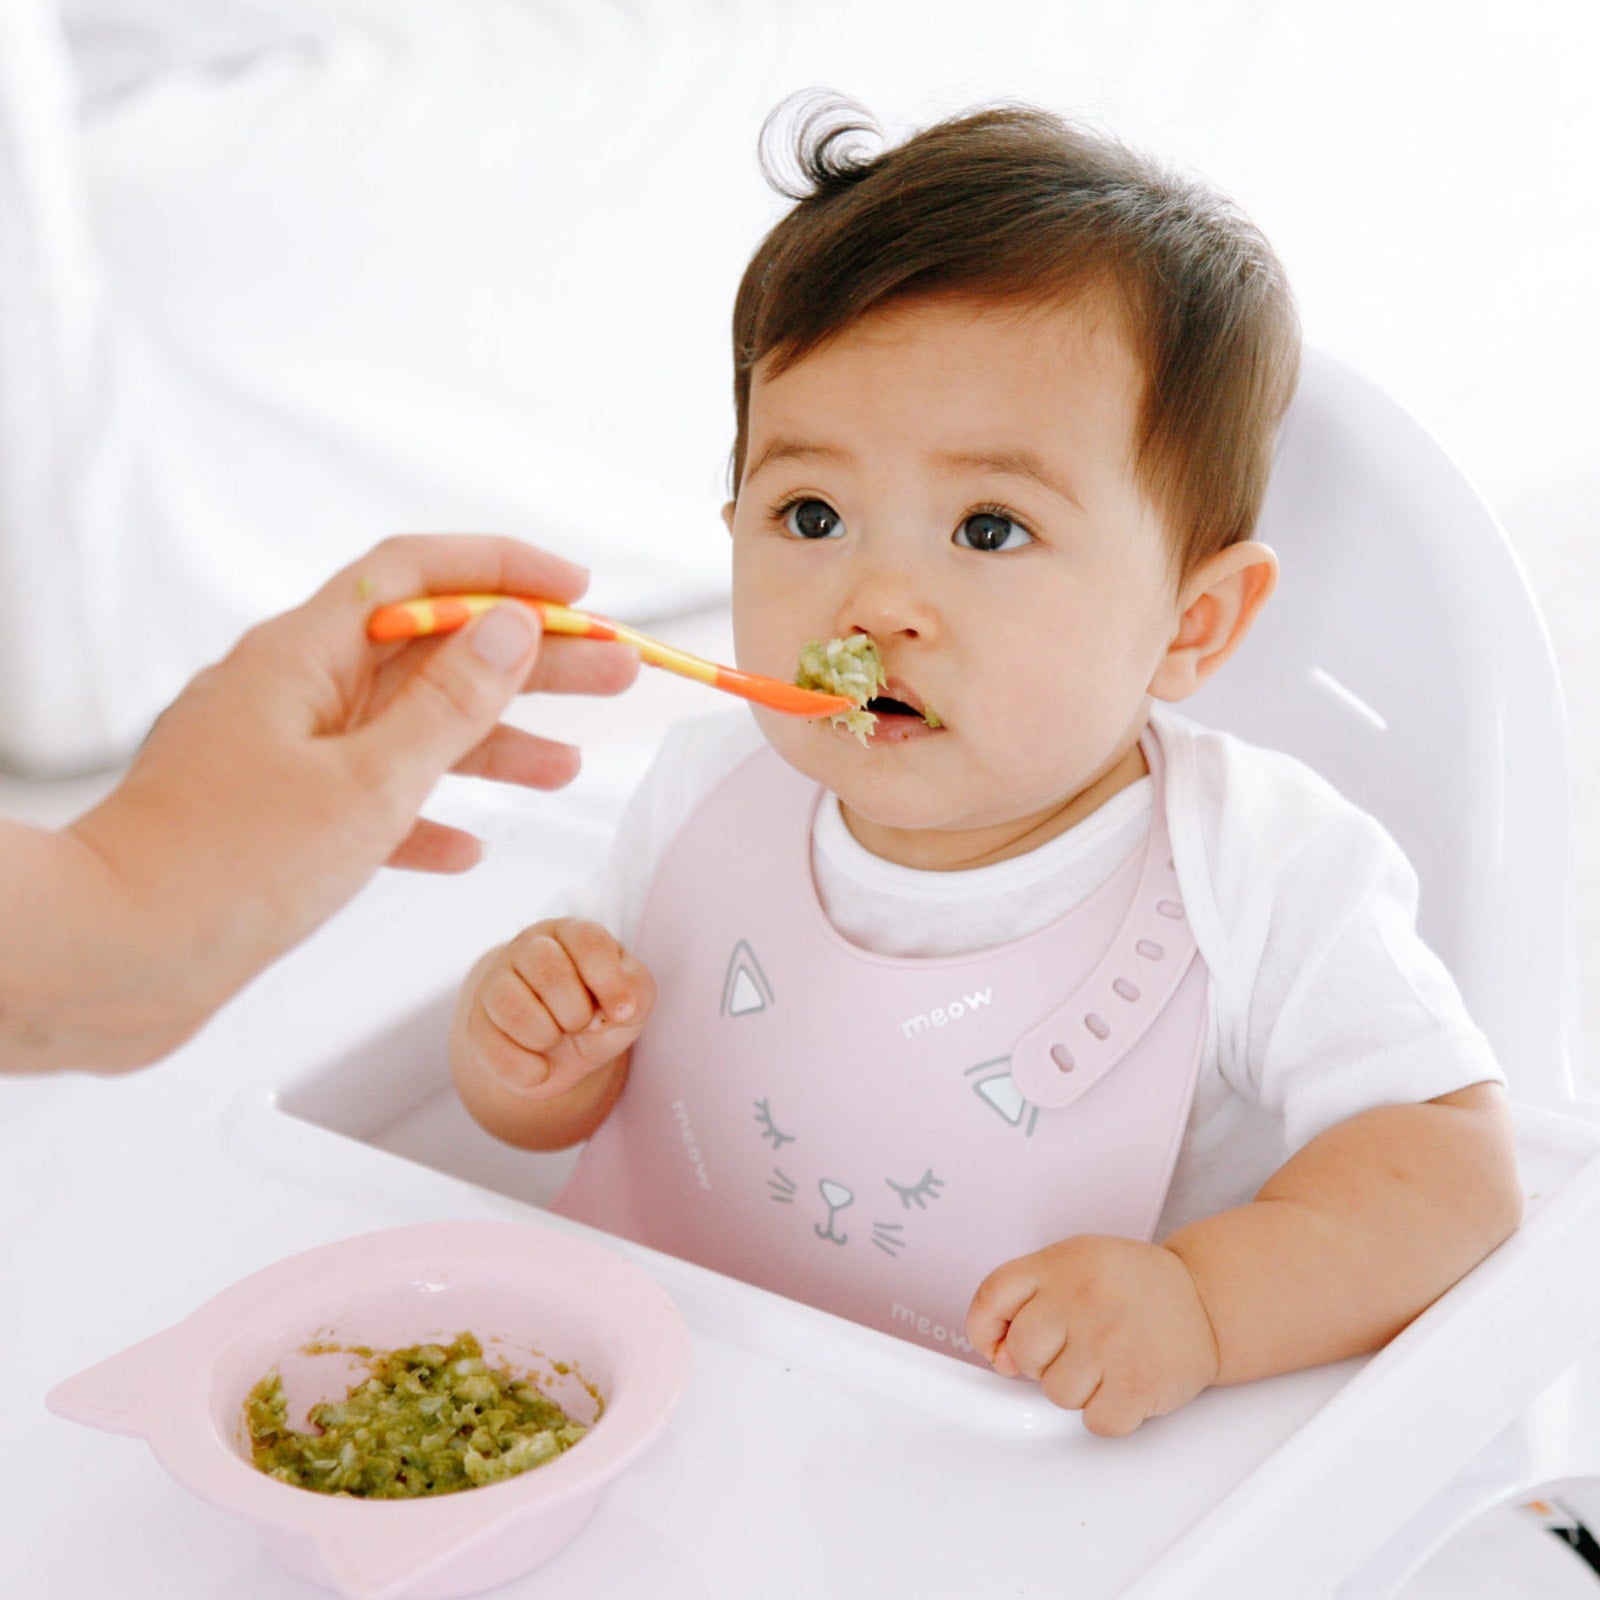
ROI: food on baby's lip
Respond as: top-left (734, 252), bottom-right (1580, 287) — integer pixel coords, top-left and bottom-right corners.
top-left (795, 635), bottom-right (885, 742)
top-left (794, 636), bottom-right (942, 742)
top-left (245, 1332), bottom-right (593, 1498)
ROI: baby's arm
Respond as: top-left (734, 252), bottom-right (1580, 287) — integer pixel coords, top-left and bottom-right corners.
top-left (450, 919), bottom-right (654, 1149)
top-left (1164, 1079), bottom-right (1520, 1378)
top-left (967, 1081), bottom-right (1521, 1436)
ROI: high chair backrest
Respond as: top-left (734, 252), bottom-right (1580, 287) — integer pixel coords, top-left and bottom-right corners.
top-left (1184, 350), bottom-right (1578, 1109)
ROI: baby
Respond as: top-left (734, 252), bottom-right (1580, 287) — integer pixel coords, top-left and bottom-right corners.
top-left (450, 99), bottom-right (1522, 1436)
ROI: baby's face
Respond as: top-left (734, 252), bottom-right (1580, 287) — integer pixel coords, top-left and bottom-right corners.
top-left (730, 293), bottom-right (1185, 870)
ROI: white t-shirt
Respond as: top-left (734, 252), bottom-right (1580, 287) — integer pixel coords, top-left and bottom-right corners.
top-left (546, 704), bottom-right (1503, 1237)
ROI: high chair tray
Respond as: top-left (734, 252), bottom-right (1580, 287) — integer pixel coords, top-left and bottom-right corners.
top-left (11, 843), bottom-right (1600, 1599)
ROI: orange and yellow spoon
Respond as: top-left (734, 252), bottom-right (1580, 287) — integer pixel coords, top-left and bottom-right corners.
top-left (367, 594), bottom-right (855, 720)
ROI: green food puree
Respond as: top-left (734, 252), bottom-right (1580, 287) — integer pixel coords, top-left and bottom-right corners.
top-left (245, 1332), bottom-right (592, 1498)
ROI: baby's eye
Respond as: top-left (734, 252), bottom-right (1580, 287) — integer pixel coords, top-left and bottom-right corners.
top-left (783, 498), bottom-right (845, 540)
top-left (954, 511), bottom-right (1033, 553)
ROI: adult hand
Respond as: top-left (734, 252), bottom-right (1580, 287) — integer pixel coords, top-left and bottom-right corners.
top-left (10, 535), bottom-right (638, 1073)
top-left (247, 532), bottom-right (641, 874)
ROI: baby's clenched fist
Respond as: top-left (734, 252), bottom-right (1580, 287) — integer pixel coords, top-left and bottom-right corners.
top-left (967, 1235), bottom-right (1219, 1437)
top-left (457, 918), bottom-right (654, 1103)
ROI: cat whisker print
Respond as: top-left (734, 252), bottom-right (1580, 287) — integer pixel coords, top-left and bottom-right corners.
top-left (872, 1222), bottom-right (907, 1257)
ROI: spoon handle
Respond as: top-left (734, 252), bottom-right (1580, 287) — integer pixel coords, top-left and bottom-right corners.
top-left (367, 595), bottom-right (854, 720)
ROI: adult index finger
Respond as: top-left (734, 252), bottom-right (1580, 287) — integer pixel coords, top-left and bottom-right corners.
top-left (347, 532), bottom-right (593, 610)
top-left (277, 533), bottom-right (596, 678)
top-left (520, 635), bottom-right (641, 697)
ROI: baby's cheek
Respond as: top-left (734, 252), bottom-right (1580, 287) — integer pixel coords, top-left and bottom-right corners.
top-left (755, 708), bottom-right (843, 793)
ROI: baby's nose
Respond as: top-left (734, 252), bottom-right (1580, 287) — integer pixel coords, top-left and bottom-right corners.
top-left (838, 569), bottom-right (930, 641)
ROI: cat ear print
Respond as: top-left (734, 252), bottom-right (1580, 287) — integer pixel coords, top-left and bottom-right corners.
top-left (964, 1060), bottom-right (1042, 1136)
top-left (722, 941), bottom-right (775, 1016)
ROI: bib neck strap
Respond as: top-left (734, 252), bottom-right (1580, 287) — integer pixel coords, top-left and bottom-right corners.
top-left (1009, 728), bottom-right (1198, 1110)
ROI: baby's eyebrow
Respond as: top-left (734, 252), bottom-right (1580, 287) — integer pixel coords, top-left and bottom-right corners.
top-left (933, 447), bottom-right (1085, 512)
top-left (744, 436), bottom-right (1085, 513)
top-left (744, 437), bottom-right (852, 480)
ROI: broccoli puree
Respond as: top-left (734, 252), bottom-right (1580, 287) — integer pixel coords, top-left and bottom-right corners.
top-left (794, 636), bottom-right (941, 742)
top-left (245, 1332), bottom-right (592, 1498)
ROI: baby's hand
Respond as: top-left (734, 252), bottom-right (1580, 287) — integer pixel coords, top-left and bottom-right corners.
top-left (460, 919), bottom-right (655, 1100)
top-left (966, 1236), bottom-right (1220, 1437)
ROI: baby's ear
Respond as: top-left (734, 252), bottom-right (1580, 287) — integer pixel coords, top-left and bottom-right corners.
top-left (1149, 542), bottom-right (1277, 702)
top-left (720, 501), bottom-right (736, 535)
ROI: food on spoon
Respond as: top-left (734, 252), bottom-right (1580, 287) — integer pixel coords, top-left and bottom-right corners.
top-left (794, 635), bottom-right (885, 743)
top-left (794, 635), bottom-right (943, 742)
top-left (245, 1332), bottom-right (592, 1498)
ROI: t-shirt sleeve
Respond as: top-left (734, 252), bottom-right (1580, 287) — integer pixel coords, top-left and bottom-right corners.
top-left (1168, 717), bottom-right (1506, 1156)
top-left (539, 710), bottom-right (766, 947)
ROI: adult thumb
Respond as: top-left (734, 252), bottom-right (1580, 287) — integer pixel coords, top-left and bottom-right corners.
top-left (358, 601), bottom-right (541, 797)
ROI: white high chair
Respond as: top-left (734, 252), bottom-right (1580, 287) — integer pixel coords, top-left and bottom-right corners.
top-left (1184, 347), bottom-right (1600, 1596)
top-left (1194, 348), bottom-right (1580, 1111)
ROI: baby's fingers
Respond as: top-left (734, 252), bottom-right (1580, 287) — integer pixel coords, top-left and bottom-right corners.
top-left (463, 921), bottom-right (650, 1104)
top-left (969, 1260), bottom-right (1097, 1403)
top-left (613, 946), bottom-right (656, 1030)
top-left (482, 939), bottom-right (571, 1051)
top-left (460, 992), bottom-right (558, 1094)
top-left (967, 1257), bottom-right (1044, 1370)
top-left (505, 922), bottom-right (609, 1035)
top-left (558, 921), bottom-right (652, 1033)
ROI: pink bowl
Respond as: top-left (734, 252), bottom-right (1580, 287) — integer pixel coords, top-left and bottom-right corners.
top-left (46, 1220), bottom-right (690, 1599)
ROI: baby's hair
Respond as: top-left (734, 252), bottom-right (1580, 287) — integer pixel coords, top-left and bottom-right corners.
top-left (731, 92), bottom-right (1301, 584)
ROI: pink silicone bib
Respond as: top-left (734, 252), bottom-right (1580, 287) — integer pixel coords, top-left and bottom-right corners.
top-left (557, 727), bottom-right (1208, 1362)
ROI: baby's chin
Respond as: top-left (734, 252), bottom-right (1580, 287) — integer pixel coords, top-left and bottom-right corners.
top-left (832, 800), bottom-right (1043, 870)
top-left (836, 762), bottom-right (1121, 861)
top-left (760, 716), bottom-right (1036, 827)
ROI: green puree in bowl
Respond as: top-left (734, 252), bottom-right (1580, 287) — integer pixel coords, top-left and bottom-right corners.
top-left (245, 1333), bottom-right (592, 1498)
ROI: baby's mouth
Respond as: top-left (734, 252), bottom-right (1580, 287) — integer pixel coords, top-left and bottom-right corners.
top-left (869, 695), bottom-right (921, 718)
top-left (867, 679), bottom-right (943, 729)
top-left (791, 635), bottom-right (942, 741)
